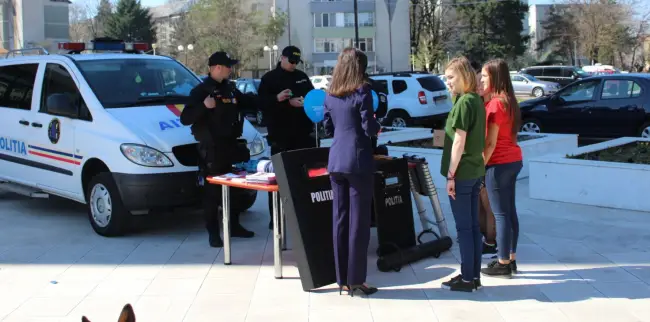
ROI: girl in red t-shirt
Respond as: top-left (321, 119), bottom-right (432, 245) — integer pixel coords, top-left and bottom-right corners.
top-left (479, 59), bottom-right (523, 278)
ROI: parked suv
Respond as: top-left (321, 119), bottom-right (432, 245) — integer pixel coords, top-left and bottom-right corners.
top-left (519, 65), bottom-right (590, 87)
top-left (368, 71), bottom-right (452, 127)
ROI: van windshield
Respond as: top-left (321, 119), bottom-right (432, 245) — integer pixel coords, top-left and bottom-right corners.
top-left (76, 58), bottom-right (200, 108)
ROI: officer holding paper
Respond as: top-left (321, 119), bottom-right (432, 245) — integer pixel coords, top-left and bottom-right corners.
top-left (258, 45), bottom-right (315, 229)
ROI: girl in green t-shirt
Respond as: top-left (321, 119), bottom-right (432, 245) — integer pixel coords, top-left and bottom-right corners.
top-left (440, 56), bottom-right (486, 292)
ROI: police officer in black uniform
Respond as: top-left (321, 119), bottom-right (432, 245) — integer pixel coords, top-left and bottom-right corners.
top-left (180, 51), bottom-right (255, 247)
top-left (258, 45), bottom-right (315, 229)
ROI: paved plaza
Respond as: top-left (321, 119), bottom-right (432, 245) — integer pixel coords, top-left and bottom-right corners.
top-left (0, 179), bottom-right (649, 322)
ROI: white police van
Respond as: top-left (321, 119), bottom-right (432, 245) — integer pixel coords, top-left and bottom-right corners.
top-left (0, 40), bottom-right (269, 236)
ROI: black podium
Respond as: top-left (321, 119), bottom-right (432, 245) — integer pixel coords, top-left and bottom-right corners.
top-left (272, 148), bottom-right (336, 291)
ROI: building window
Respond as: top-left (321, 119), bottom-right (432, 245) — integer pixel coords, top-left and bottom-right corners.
top-left (314, 12), bottom-right (374, 28)
top-left (314, 38), bottom-right (374, 53)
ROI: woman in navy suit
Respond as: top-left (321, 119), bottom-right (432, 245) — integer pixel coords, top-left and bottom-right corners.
top-left (323, 48), bottom-right (381, 296)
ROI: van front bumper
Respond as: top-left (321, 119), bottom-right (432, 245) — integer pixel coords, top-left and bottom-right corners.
top-left (112, 171), bottom-right (200, 211)
top-left (112, 171), bottom-right (258, 211)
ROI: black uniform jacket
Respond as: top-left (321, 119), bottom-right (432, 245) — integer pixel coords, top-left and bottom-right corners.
top-left (258, 63), bottom-right (315, 145)
top-left (180, 77), bottom-right (253, 173)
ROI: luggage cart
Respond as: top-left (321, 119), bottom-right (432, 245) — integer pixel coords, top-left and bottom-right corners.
top-left (404, 155), bottom-right (451, 242)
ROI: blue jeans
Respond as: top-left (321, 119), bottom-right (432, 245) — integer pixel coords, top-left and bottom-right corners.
top-left (449, 178), bottom-right (482, 281)
top-left (485, 161), bottom-right (523, 260)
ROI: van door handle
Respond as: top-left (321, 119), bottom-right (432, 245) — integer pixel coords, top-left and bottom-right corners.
top-left (31, 122), bottom-right (43, 128)
top-left (19, 120), bottom-right (29, 126)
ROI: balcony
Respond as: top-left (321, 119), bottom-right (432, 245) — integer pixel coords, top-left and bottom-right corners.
top-left (310, 0), bottom-right (375, 13)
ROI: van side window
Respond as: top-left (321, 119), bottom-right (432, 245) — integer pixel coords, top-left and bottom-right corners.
top-left (40, 63), bottom-right (92, 121)
top-left (0, 64), bottom-right (39, 110)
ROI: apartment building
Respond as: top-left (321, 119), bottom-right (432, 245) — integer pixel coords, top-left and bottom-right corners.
top-left (0, 0), bottom-right (70, 53)
top-left (274, 0), bottom-right (410, 75)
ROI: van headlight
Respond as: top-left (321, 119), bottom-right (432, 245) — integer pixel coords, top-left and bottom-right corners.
top-left (248, 136), bottom-right (265, 156)
top-left (120, 144), bottom-right (174, 167)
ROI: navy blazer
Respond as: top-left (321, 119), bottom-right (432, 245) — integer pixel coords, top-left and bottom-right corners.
top-left (323, 84), bottom-right (381, 175)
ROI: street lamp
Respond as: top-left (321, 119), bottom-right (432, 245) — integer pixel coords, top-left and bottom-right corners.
top-left (263, 45), bottom-right (279, 71)
top-left (177, 44), bottom-right (194, 65)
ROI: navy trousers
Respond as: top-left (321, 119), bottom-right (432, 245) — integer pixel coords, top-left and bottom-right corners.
top-left (330, 172), bottom-right (373, 286)
top-left (449, 178), bottom-right (482, 281)
top-left (485, 161), bottom-right (523, 260)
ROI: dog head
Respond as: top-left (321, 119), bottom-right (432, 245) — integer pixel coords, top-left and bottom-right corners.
top-left (82, 303), bottom-right (135, 322)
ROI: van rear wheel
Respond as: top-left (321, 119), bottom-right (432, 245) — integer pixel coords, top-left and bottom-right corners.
top-left (87, 172), bottom-right (130, 237)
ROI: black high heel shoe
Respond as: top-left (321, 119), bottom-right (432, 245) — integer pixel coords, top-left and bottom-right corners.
top-left (348, 284), bottom-right (378, 297)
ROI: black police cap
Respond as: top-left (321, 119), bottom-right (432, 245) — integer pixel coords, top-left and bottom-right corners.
top-left (281, 46), bottom-right (302, 64)
top-left (208, 51), bottom-right (239, 67)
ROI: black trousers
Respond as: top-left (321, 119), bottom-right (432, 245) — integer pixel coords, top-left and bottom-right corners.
top-left (267, 136), bottom-right (316, 224)
top-left (203, 180), bottom-right (246, 235)
top-left (198, 140), bottom-right (245, 236)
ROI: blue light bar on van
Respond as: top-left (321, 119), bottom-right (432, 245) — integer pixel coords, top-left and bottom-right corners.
top-left (58, 41), bottom-right (150, 52)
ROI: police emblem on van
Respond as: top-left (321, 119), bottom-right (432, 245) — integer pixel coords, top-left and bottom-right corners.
top-left (48, 118), bottom-right (61, 144)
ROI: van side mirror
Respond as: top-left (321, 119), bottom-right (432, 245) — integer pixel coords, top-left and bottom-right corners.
top-left (47, 93), bottom-right (77, 118)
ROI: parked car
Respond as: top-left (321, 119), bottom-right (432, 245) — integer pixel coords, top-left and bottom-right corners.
top-left (234, 78), bottom-right (264, 125)
top-left (519, 74), bottom-right (650, 139)
top-left (0, 40), bottom-right (269, 236)
top-left (511, 73), bottom-right (561, 97)
top-left (369, 71), bottom-right (452, 127)
top-left (519, 65), bottom-right (590, 87)
top-left (310, 75), bottom-right (331, 90)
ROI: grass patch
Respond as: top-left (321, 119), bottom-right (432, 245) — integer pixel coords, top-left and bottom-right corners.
top-left (389, 134), bottom-right (542, 149)
top-left (567, 141), bottom-right (650, 165)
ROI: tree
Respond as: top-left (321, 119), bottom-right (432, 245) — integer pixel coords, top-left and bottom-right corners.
top-left (95, 0), bottom-right (114, 38)
top-left (410, 0), bottom-right (458, 71)
top-left (455, 0), bottom-right (529, 63)
top-left (105, 0), bottom-right (156, 43)
top-left (258, 10), bottom-right (288, 47)
top-left (172, 0), bottom-right (259, 74)
top-left (536, 4), bottom-right (579, 64)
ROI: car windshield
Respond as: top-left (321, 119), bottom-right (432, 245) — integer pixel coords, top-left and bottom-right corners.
top-left (521, 74), bottom-right (539, 82)
top-left (76, 58), bottom-right (200, 108)
top-left (253, 80), bottom-right (261, 90)
top-left (416, 76), bottom-right (447, 92)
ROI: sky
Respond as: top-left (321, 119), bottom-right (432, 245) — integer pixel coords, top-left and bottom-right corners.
top-left (72, 0), bottom-right (557, 8)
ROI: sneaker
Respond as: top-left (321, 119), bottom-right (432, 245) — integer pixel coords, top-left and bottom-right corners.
top-left (441, 275), bottom-right (475, 292)
top-left (231, 226), bottom-right (255, 238)
top-left (481, 242), bottom-right (498, 259)
top-left (473, 278), bottom-right (482, 290)
top-left (510, 260), bottom-right (518, 274)
top-left (481, 260), bottom-right (512, 278)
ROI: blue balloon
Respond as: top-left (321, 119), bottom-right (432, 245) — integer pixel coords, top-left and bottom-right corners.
top-left (303, 89), bottom-right (327, 123)
top-left (371, 90), bottom-right (379, 112)
top-left (303, 88), bottom-right (381, 123)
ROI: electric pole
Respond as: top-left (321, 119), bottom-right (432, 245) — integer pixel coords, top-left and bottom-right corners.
top-left (353, 0), bottom-right (360, 49)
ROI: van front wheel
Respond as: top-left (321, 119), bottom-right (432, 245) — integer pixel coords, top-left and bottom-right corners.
top-left (87, 172), bottom-right (130, 237)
